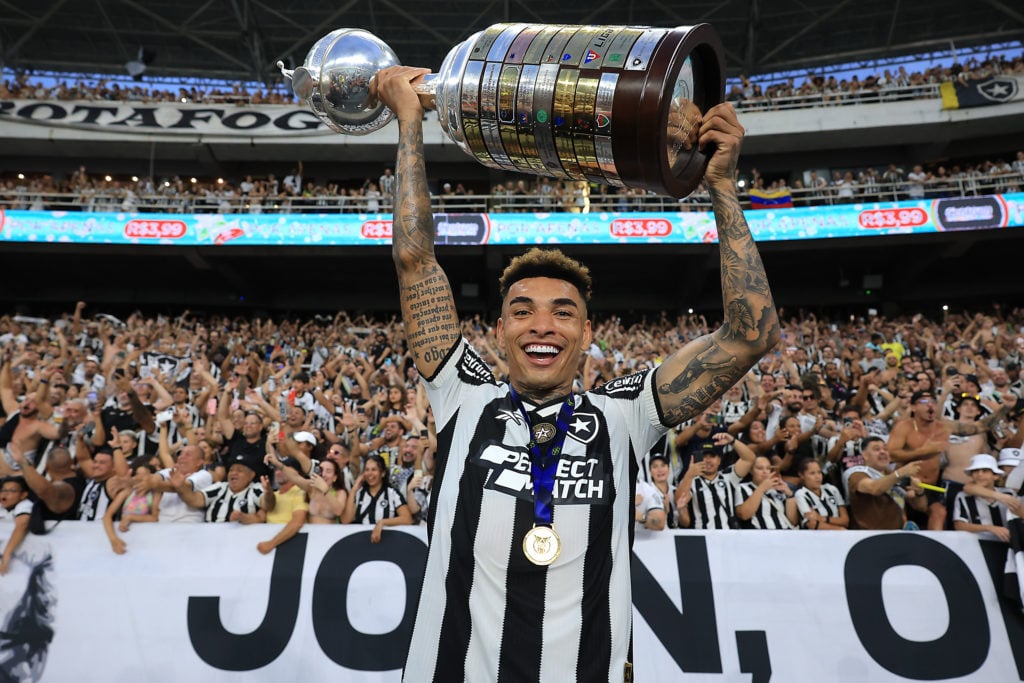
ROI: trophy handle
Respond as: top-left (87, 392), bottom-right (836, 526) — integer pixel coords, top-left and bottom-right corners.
top-left (280, 57), bottom-right (438, 111)
top-left (411, 73), bottom-right (438, 109)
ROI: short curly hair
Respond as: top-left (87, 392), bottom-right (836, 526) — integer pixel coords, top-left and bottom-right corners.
top-left (498, 248), bottom-right (592, 303)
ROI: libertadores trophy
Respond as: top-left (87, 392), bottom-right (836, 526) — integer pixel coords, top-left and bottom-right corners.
top-left (278, 23), bottom-right (725, 198)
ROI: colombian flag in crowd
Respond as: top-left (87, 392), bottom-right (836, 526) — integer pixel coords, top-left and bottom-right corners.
top-left (749, 188), bottom-right (793, 210)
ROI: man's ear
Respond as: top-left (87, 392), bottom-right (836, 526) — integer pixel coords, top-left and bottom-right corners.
top-left (581, 318), bottom-right (593, 351)
top-left (495, 318), bottom-right (507, 352)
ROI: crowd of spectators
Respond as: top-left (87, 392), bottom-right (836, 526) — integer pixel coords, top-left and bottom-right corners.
top-left (2, 49), bottom-right (1021, 216)
top-left (4, 49), bottom-right (1020, 114)
top-left (3, 299), bottom-right (1024, 568)
top-left (1, 151), bottom-right (1022, 216)
top-left (746, 154), bottom-right (1024, 206)
top-left (728, 51), bottom-right (1024, 110)
top-left (0, 73), bottom-right (295, 105)
top-left (0, 163), bottom-right (397, 215)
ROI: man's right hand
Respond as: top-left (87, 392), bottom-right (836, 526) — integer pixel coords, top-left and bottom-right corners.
top-left (896, 462), bottom-right (921, 479)
top-left (372, 66), bottom-right (431, 124)
top-left (7, 443), bottom-right (26, 467)
top-left (169, 467), bottom-right (186, 490)
top-left (133, 472), bottom-right (154, 496)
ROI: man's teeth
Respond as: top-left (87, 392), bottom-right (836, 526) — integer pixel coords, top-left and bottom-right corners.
top-left (525, 344), bottom-right (560, 355)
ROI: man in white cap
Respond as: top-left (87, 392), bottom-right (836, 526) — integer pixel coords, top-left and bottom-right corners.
top-left (287, 430), bottom-right (317, 476)
top-left (953, 454), bottom-right (1012, 542)
top-left (961, 447), bottom-right (1023, 517)
top-left (1003, 448), bottom-right (1024, 498)
top-left (72, 354), bottom-right (105, 393)
top-left (998, 447), bottom-right (1021, 485)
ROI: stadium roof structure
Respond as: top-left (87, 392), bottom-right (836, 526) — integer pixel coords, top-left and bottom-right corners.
top-left (2, 0), bottom-right (1022, 84)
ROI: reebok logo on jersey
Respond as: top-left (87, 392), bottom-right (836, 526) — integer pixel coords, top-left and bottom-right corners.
top-left (496, 409), bottom-right (524, 426)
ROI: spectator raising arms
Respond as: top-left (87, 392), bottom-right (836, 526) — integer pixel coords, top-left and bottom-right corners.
top-left (846, 437), bottom-right (927, 530)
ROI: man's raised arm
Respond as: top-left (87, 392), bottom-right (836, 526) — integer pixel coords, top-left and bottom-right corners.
top-left (376, 66), bottom-right (461, 380)
top-left (654, 103), bottom-right (780, 426)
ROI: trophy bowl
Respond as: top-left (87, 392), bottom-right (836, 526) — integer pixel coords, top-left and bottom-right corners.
top-left (278, 28), bottom-right (403, 135)
top-left (281, 23), bottom-right (725, 198)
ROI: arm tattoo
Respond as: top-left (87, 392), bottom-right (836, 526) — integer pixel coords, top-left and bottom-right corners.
top-left (710, 186), bottom-right (778, 346)
top-left (655, 186), bottom-right (780, 426)
top-left (976, 405), bottom-right (1008, 430)
top-left (393, 124), bottom-right (434, 261)
top-left (391, 119), bottom-right (460, 372)
top-left (657, 338), bottom-right (746, 425)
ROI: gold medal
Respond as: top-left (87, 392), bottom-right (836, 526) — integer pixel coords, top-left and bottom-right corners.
top-left (532, 422), bottom-right (556, 444)
top-left (523, 525), bottom-right (561, 565)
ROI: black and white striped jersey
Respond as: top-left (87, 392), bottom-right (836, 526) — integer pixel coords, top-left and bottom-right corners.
top-left (404, 339), bottom-right (667, 683)
top-left (735, 482), bottom-right (796, 529)
top-left (351, 484), bottom-right (406, 524)
top-left (78, 478), bottom-right (115, 521)
top-left (795, 483), bottom-right (846, 525)
top-left (198, 481), bottom-right (263, 523)
top-left (721, 398), bottom-right (750, 425)
top-left (952, 489), bottom-right (1011, 527)
top-left (167, 402), bottom-right (202, 444)
top-left (685, 467), bottom-right (742, 529)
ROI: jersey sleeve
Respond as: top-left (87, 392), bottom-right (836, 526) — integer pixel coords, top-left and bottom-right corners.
top-left (825, 483), bottom-right (846, 507)
top-left (186, 470), bottom-right (213, 491)
top-left (422, 338), bottom-right (498, 430)
top-left (951, 492), bottom-right (970, 524)
top-left (12, 498), bottom-right (33, 517)
top-left (589, 369), bottom-right (670, 468)
top-left (846, 470), bottom-right (870, 496)
top-left (735, 481), bottom-right (754, 503)
top-left (248, 484), bottom-right (265, 511)
top-left (794, 487), bottom-right (814, 516)
top-left (200, 482), bottom-right (224, 506)
top-left (635, 480), bottom-right (663, 514)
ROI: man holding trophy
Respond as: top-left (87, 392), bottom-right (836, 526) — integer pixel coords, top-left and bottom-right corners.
top-left (283, 20), bottom-right (779, 682)
top-left (371, 55), bottom-right (778, 681)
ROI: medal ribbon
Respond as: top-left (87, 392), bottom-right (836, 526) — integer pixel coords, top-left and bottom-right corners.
top-left (509, 387), bottom-right (575, 527)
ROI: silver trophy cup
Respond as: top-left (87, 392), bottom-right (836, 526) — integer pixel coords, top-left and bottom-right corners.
top-left (279, 23), bottom-right (725, 198)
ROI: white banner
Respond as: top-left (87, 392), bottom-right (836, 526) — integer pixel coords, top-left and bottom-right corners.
top-left (1, 523), bottom-right (1021, 682)
top-left (0, 100), bottom-right (331, 137)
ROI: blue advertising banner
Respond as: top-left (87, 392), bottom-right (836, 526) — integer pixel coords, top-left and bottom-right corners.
top-left (1, 193), bottom-right (1020, 247)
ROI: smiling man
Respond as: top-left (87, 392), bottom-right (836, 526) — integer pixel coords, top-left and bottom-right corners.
top-left (376, 65), bottom-right (779, 683)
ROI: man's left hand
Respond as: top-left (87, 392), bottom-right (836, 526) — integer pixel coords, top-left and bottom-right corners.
top-left (699, 102), bottom-right (744, 189)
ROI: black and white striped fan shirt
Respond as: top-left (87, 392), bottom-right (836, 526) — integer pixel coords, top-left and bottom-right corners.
top-left (351, 485), bottom-right (406, 524)
top-left (735, 482), bottom-right (796, 529)
top-left (404, 339), bottom-right (667, 683)
top-left (78, 479), bottom-right (115, 521)
top-left (199, 481), bottom-right (263, 523)
top-left (685, 468), bottom-right (742, 529)
top-left (952, 488), bottom-right (1011, 528)
top-left (795, 483), bottom-right (846, 525)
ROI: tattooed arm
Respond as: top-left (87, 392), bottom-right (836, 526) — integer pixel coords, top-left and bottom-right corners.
top-left (654, 103), bottom-right (780, 426)
top-left (375, 67), bottom-right (461, 380)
